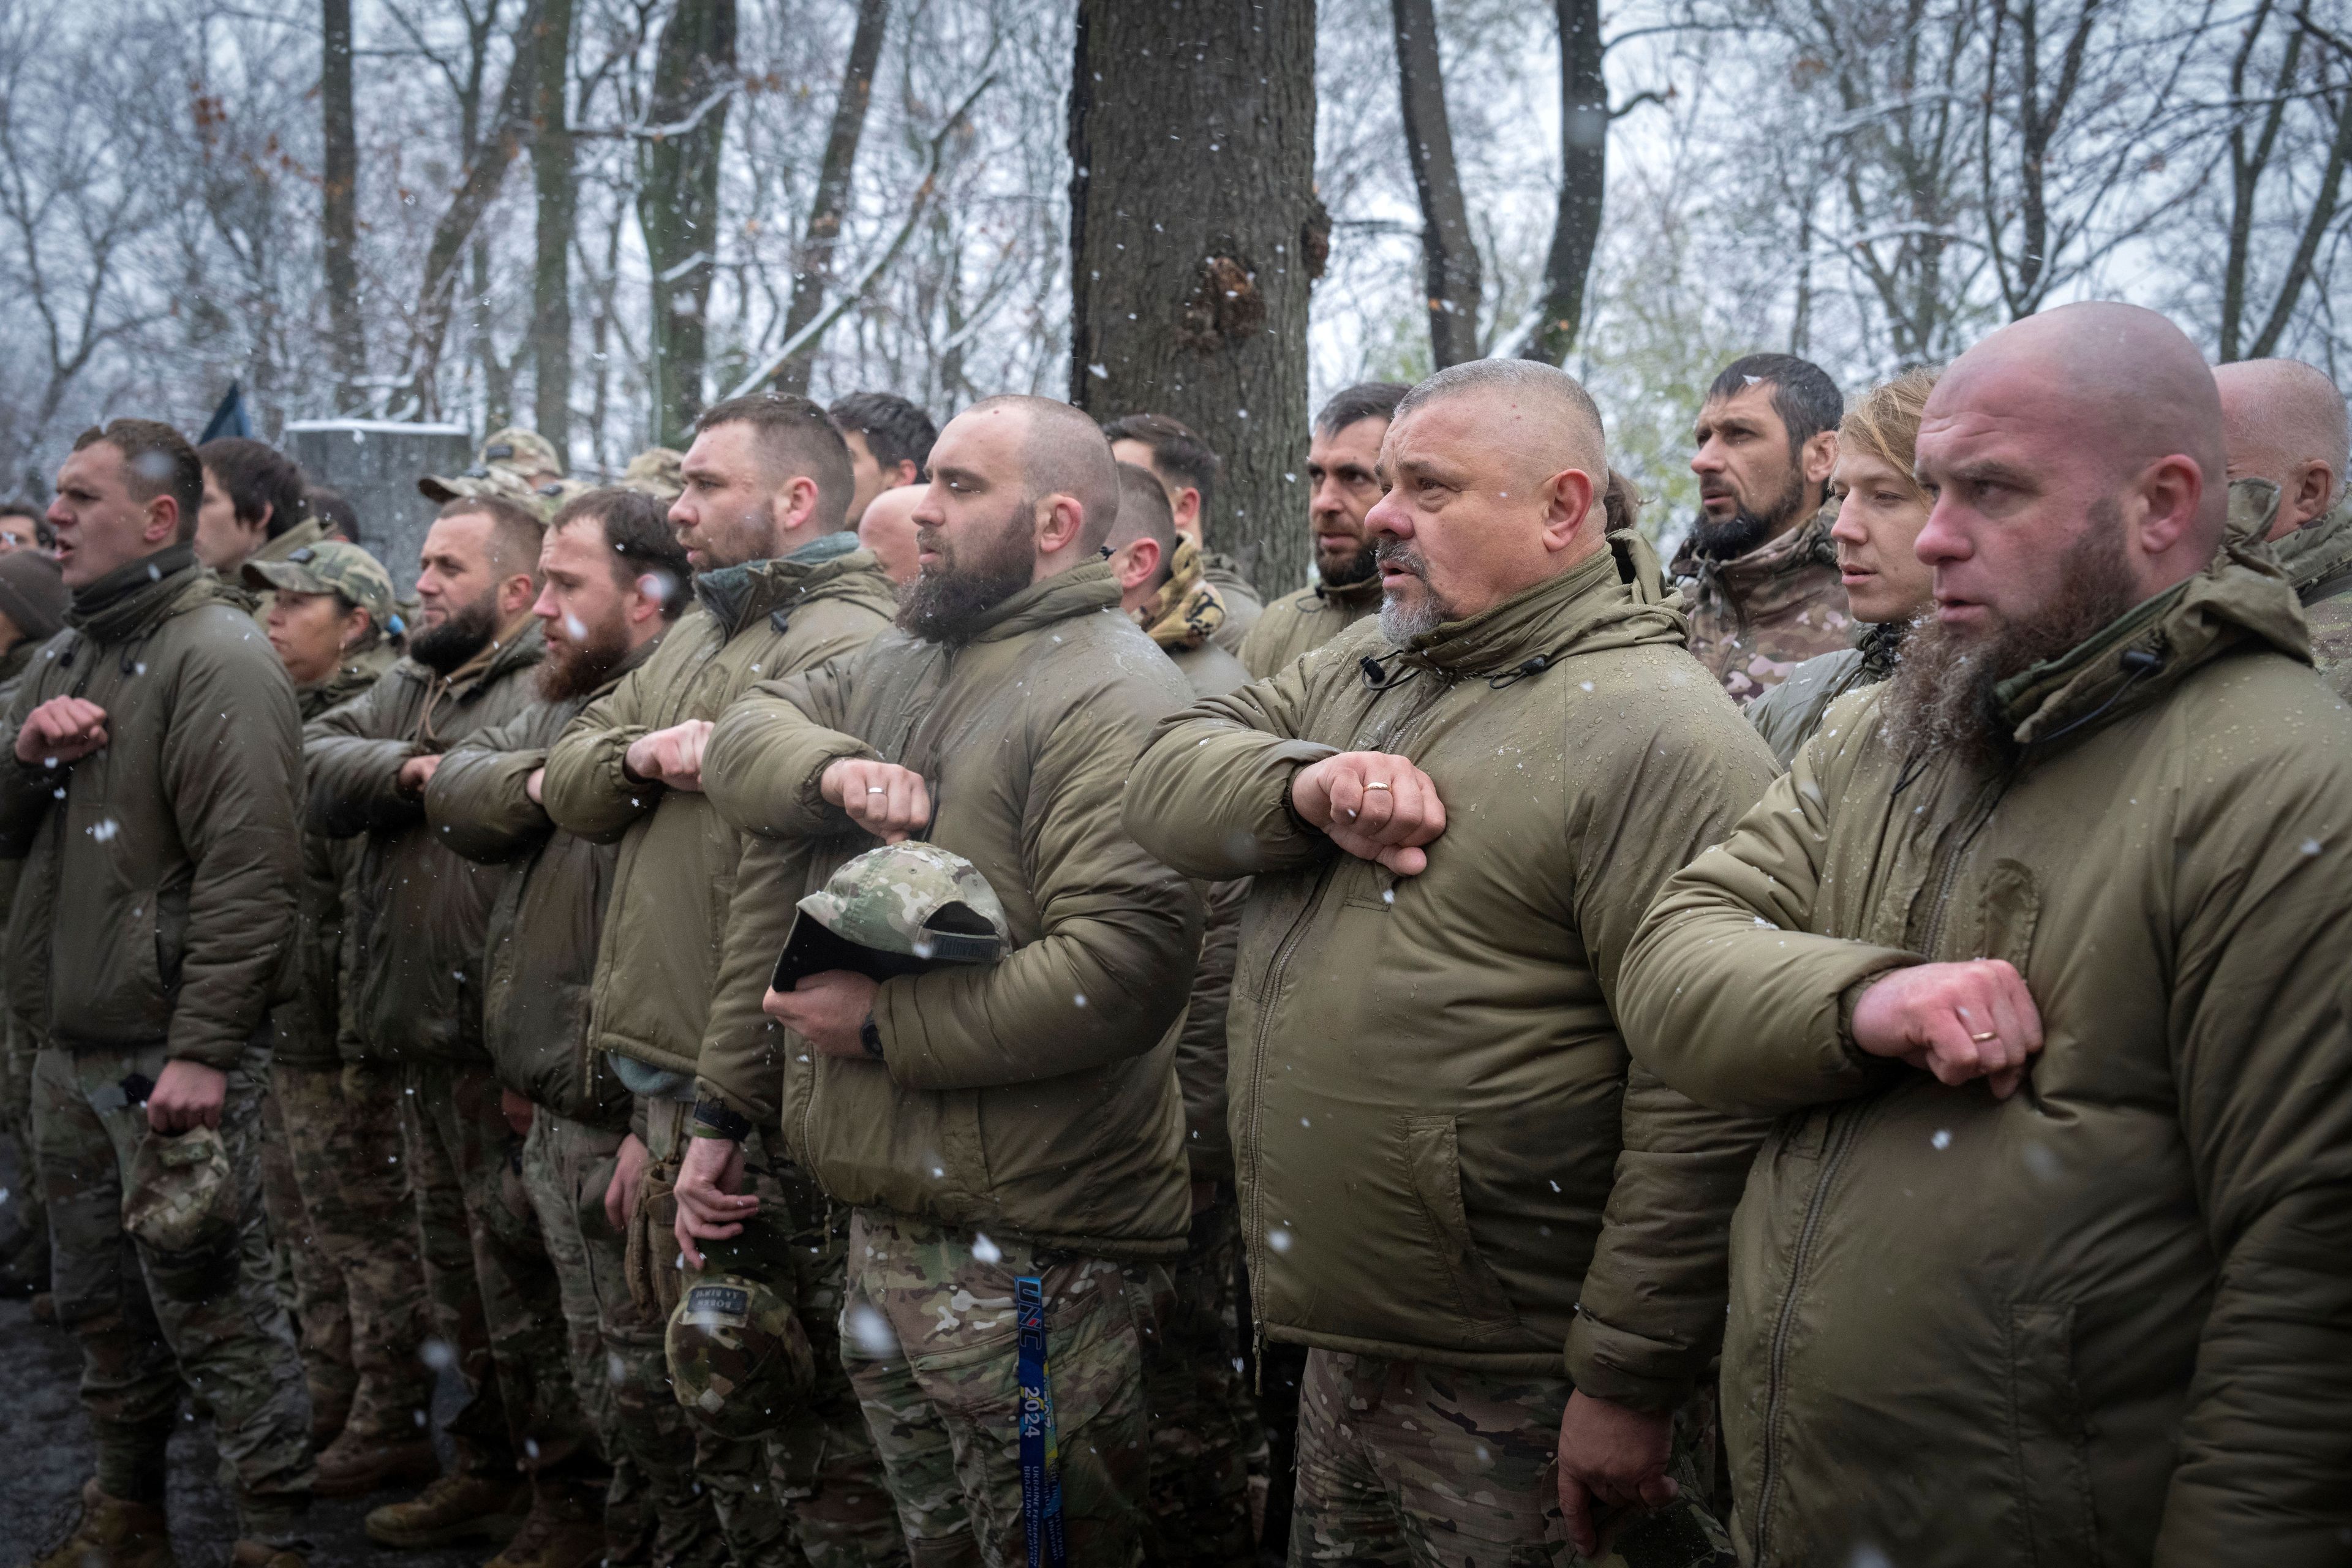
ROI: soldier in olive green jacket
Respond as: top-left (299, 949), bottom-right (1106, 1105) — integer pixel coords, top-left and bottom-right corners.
top-left (684, 397), bottom-right (1200, 1564)
top-left (2, 421), bottom-right (312, 1559)
top-left (304, 496), bottom-right (606, 1546)
top-left (2215, 356), bottom-right (2352, 697)
top-left (1128, 363), bottom-right (1771, 1564)
top-left (1623, 307), bottom-right (2352, 1567)
top-left (537, 397), bottom-right (904, 1567)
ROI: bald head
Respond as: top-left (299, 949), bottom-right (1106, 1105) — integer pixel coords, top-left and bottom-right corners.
top-left (1392, 358), bottom-right (1608, 490)
top-left (2214, 358), bottom-right (2346, 538)
top-left (964, 394), bottom-right (1122, 554)
top-left (1937, 302), bottom-right (2228, 552)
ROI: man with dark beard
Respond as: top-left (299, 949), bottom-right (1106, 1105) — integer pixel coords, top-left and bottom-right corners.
top-left (306, 496), bottom-right (607, 1557)
top-left (1673, 353), bottom-right (1850, 704)
top-left (1240, 382), bottom-right (1408, 677)
top-left (426, 489), bottom-right (693, 1568)
top-left (538, 394), bottom-right (903, 1566)
top-left (1619, 302), bottom-right (2352, 1567)
top-left (682, 394), bottom-right (1202, 1564)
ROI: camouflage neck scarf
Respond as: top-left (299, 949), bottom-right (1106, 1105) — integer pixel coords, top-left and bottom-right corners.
top-left (1132, 537), bottom-right (1229, 651)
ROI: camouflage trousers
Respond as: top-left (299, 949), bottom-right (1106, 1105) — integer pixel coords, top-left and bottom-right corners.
top-left (258, 1065), bottom-right (355, 1430)
top-left (1128, 1199), bottom-right (1254, 1566)
top-left (286, 1061), bottom-right (434, 1440)
top-left (32, 1036), bottom-right (312, 1542)
top-left (1, 1014), bottom-right (47, 1285)
top-left (643, 1096), bottom-right (903, 1567)
top-left (842, 1208), bottom-right (1151, 1568)
top-left (402, 1057), bottom-right (601, 1503)
top-left (522, 1104), bottom-right (728, 1566)
top-left (1290, 1352), bottom-right (1732, 1568)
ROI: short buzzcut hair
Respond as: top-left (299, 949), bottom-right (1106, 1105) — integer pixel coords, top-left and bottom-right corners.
top-left (1107, 461), bottom-right (1181, 591)
top-left (1100, 412), bottom-right (1221, 519)
top-left (1315, 381), bottom-right (1411, 439)
top-left (1393, 358), bottom-right (1609, 480)
top-left (829, 391), bottom-right (938, 480)
top-left (965, 394), bottom-right (1124, 554)
top-left (74, 420), bottom-right (204, 543)
top-left (437, 493), bottom-right (546, 581)
top-left (697, 393), bottom-right (856, 532)
top-left (1706, 352), bottom-right (1844, 455)
top-left (199, 436), bottom-right (307, 541)
top-left (550, 486), bottom-right (693, 620)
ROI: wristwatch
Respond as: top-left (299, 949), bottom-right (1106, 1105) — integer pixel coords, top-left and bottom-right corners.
top-left (691, 1097), bottom-right (753, 1142)
top-left (859, 1014), bottom-right (885, 1061)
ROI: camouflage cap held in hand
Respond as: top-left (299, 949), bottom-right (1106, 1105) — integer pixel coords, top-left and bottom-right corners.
top-left (123, 1125), bottom-right (240, 1254)
top-left (241, 540), bottom-right (398, 632)
top-left (619, 447), bottom-right (686, 501)
top-left (772, 840), bottom-right (1011, 992)
top-left (665, 1215), bottom-right (815, 1440)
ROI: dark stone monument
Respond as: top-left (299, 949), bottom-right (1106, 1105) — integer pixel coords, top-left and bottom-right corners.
top-left (282, 419), bottom-right (472, 579)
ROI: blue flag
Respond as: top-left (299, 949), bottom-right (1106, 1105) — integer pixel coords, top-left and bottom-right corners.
top-left (199, 383), bottom-right (251, 443)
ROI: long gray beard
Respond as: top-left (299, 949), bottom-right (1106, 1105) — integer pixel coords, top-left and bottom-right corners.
top-left (1378, 592), bottom-right (1449, 646)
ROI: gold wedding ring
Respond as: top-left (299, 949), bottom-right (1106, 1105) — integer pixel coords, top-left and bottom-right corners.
top-left (865, 786), bottom-right (888, 794)
top-left (1969, 1030), bottom-right (1998, 1042)
top-left (1364, 781), bottom-right (1392, 791)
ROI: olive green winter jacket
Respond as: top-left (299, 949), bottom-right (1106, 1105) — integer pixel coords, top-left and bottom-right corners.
top-left (0, 546), bottom-right (303, 1068)
top-left (696, 562), bottom-right (1203, 1260)
top-left (427, 636), bottom-right (663, 1127)
top-left (1620, 548), bottom-right (2352, 1566)
top-left (540, 540), bottom-right (895, 1080)
top-left (1237, 572), bottom-right (1381, 680)
top-left (270, 644), bottom-right (399, 1068)
top-left (304, 622), bottom-right (546, 1065)
top-left (1125, 541), bottom-right (1781, 1390)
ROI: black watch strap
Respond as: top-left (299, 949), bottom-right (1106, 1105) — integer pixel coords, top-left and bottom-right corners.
top-left (692, 1096), bottom-right (753, 1142)
top-left (859, 1014), bottom-right (885, 1061)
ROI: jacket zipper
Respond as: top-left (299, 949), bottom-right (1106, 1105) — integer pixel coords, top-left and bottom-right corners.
top-left (1754, 774), bottom-right (1989, 1561)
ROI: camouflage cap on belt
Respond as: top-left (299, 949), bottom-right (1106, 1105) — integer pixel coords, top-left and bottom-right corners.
top-left (619, 446), bottom-right (686, 501)
top-left (665, 1216), bottom-right (815, 1441)
top-left (123, 1125), bottom-right (240, 1255)
top-left (773, 841), bottom-right (1011, 992)
top-left (241, 540), bottom-right (398, 631)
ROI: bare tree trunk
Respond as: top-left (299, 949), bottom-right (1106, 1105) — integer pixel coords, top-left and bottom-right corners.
top-left (1523, 0), bottom-right (1605, 364)
top-left (1390, 0), bottom-right (1479, 368)
top-left (772, 0), bottom-right (888, 396)
top-left (322, 0), bottom-right (366, 409)
top-left (1069, 0), bottom-right (1320, 595)
top-left (639, 0), bottom-right (737, 446)
top-left (532, 0), bottom-right (577, 453)
top-left (408, 3), bottom-right (540, 415)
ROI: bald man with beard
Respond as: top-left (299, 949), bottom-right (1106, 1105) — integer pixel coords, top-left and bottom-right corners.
top-left (2215, 356), bottom-right (2352, 695)
top-left (1619, 303), bottom-right (2352, 1566)
top-left (1127, 360), bottom-right (1775, 1566)
top-left (683, 394), bottom-right (1203, 1564)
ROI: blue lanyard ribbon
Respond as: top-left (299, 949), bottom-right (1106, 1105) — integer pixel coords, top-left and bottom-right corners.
top-left (1016, 1275), bottom-right (1067, 1568)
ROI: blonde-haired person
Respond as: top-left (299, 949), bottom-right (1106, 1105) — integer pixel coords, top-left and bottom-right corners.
top-left (1747, 365), bottom-right (1940, 767)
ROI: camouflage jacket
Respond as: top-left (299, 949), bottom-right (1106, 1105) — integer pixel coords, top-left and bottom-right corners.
top-left (2273, 492), bottom-right (2352, 701)
top-left (1670, 503), bottom-right (1852, 706)
top-left (1136, 539), bottom-right (1251, 699)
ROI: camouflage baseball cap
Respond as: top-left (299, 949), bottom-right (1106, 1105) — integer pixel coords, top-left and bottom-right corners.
top-left (123, 1125), bottom-right (239, 1254)
top-left (772, 841), bottom-right (1011, 992)
top-left (241, 541), bottom-right (398, 631)
top-left (479, 426), bottom-right (564, 480)
top-left (418, 464), bottom-right (575, 521)
top-left (619, 447), bottom-right (686, 501)
top-left (665, 1217), bottom-right (815, 1440)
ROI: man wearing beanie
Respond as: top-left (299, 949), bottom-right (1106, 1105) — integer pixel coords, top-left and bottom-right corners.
top-left (0, 548), bottom-right (65, 685)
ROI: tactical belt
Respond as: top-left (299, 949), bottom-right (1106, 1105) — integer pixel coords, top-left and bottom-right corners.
top-left (1015, 1276), bottom-right (1067, 1568)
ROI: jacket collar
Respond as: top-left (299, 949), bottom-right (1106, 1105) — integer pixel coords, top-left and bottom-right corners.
top-left (1994, 543), bottom-right (2311, 748)
top-left (1313, 567), bottom-right (1382, 611)
top-left (1395, 537), bottom-right (1689, 679)
top-left (2269, 491), bottom-right (2352, 603)
top-left (66, 545), bottom-right (207, 644)
top-left (693, 532), bottom-right (869, 633)
top-left (301, 641), bottom-right (397, 718)
top-left (1134, 538), bottom-right (1229, 650)
top-left (960, 559), bottom-right (1123, 644)
top-left (248, 514), bottom-right (334, 567)
top-left (424, 616), bottom-right (545, 699)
